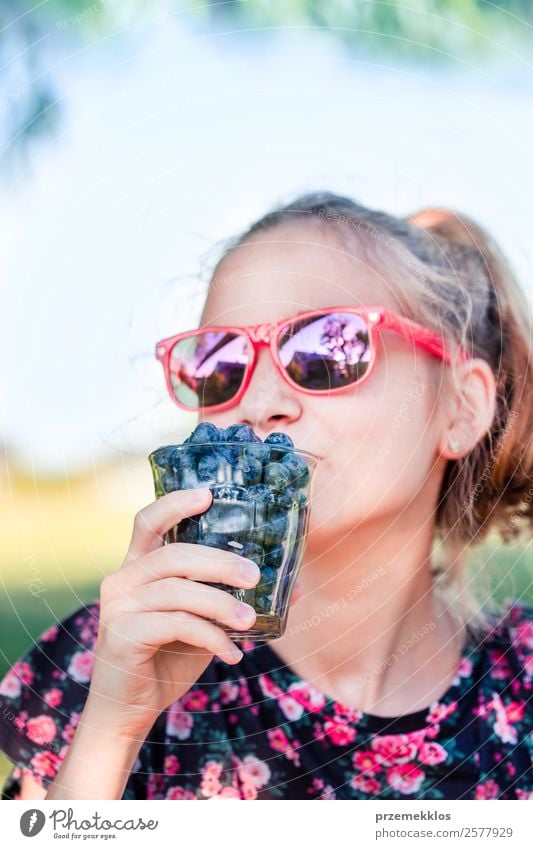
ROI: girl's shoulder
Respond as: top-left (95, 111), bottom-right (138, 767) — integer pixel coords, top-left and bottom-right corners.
top-left (0, 600), bottom-right (101, 796)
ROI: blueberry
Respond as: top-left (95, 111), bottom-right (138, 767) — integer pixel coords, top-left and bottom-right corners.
top-left (241, 541), bottom-right (264, 565)
top-left (197, 454), bottom-right (219, 482)
top-left (264, 432), bottom-right (294, 449)
top-left (176, 517), bottom-right (199, 544)
top-left (222, 424), bottom-right (261, 443)
top-left (188, 422), bottom-right (221, 444)
top-left (259, 566), bottom-right (277, 584)
top-left (243, 442), bottom-right (270, 464)
top-left (281, 453), bottom-right (310, 488)
top-left (257, 579), bottom-right (275, 596)
top-left (161, 469), bottom-right (178, 492)
top-left (151, 445), bottom-right (175, 468)
top-left (264, 462), bottom-right (291, 492)
top-left (263, 515), bottom-right (288, 546)
top-left (255, 595), bottom-right (273, 614)
top-left (235, 456), bottom-right (262, 486)
top-left (263, 545), bottom-right (284, 568)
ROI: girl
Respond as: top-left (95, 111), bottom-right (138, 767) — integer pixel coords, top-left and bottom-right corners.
top-left (1, 191), bottom-right (532, 800)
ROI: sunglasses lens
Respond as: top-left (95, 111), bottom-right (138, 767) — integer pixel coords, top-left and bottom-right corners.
top-left (278, 312), bottom-right (372, 391)
top-left (169, 331), bottom-right (249, 409)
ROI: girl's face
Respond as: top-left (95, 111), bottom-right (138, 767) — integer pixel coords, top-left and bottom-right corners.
top-left (199, 223), bottom-right (447, 549)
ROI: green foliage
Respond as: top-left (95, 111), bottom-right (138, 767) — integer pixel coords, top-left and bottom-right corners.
top-left (1, 0), bottom-right (532, 162)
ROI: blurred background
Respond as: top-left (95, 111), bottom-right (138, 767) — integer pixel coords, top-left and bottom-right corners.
top-left (1, 0), bottom-right (533, 783)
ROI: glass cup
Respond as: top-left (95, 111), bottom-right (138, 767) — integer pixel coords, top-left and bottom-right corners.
top-left (148, 440), bottom-right (318, 640)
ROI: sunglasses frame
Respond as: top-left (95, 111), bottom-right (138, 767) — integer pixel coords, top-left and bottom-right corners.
top-left (155, 305), bottom-right (472, 413)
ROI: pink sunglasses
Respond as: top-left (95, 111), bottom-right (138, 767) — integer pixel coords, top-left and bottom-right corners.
top-left (155, 305), bottom-right (471, 412)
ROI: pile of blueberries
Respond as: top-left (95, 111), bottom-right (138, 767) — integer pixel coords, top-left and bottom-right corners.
top-left (150, 422), bottom-right (312, 616)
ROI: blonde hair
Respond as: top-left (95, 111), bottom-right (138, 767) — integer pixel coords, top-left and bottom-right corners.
top-left (206, 191), bottom-right (533, 637)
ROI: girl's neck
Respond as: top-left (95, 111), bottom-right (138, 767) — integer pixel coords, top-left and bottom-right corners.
top-left (272, 529), bottom-right (465, 716)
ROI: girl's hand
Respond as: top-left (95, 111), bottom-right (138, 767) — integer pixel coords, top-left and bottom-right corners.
top-left (85, 488), bottom-right (266, 735)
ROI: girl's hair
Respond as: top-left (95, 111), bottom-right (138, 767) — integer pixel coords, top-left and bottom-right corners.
top-left (203, 190), bottom-right (533, 635)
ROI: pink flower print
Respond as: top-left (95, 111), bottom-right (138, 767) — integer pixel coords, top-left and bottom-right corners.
top-left (489, 693), bottom-right (518, 745)
top-left (237, 755), bottom-right (271, 789)
top-left (310, 777), bottom-right (325, 792)
top-left (30, 750), bottom-right (61, 779)
top-left (0, 669), bottom-right (22, 698)
top-left (352, 750), bottom-right (382, 776)
top-left (200, 775), bottom-right (223, 797)
top-left (323, 717), bottom-right (357, 746)
top-left (258, 673), bottom-right (283, 699)
top-left (60, 710), bottom-right (81, 743)
top-left (333, 701), bottom-right (363, 724)
top-left (40, 624), bottom-right (59, 642)
top-left (181, 689), bottom-right (209, 711)
top-left (67, 650), bottom-right (94, 683)
top-left (218, 680), bottom-right (239, 704)
top-left (165, 785), bottom-right (196, 800)
top-left (425, 723), bottom-right (440, 739)
top-left (202, 760), bottom-right (223, 779)
top-left (371, 734), bottom-right (417, 766)
top-left (474, 779), bottom-right (500, 799)
top-left (147, 773), bottom-right (166, 800)
top-left (43, 688), bottom-right (63, 708)
top-left (386, 762), bottom-right (425, 794)
top-left (494, 718), bottom-right (517, 745)
top-left (452, 656), bottom-right (473, 685)
top-left (512, 619), bottom-right (533, 650)
top-left (278, 694), bottom-right (304, 720)
top-left (241, 781), bottom-right (258, 800)
top-left (267, 727), bottom-right (291, 752)
top-left (209, 786), bottom-right (241, 799)
top-left (61, 723), bottom-right (76, 744)
top-left (351, 774), bottom-right (381, 794)
top-left (458, 657), bottom-right (473, 677)
top-left (287, 681), bottom-right (327, 713)
top-left (505, 701), bottom-right (525, 723)
top-left (418, 741), bottom-right (448, 765)
top-left (318, 784), bottom-right (336, 800)
top-left (25, 714), bottom-right (57, 745)
top-left (426, 699), bottom-right (458, 724)
top-left (14, 711), bottom-right (28, 732)
top-left (489, 649), bottom-right (510, 680)
top-left (3, 659), bottom-right (34, 698)
top-left (164, 754), bottom-right (180, 775)
top-left (516, 789), bottom-right (533, 800)
top-left (166, 703), bottom-right (194, 740)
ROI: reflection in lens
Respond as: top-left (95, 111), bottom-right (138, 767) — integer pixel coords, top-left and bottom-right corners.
top-left (278, 313), bottom-right (371, 390)
top-left (170, 331), bottom-right (249, 408)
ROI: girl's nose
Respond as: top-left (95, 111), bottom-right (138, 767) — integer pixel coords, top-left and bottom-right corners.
top-left (236, 347), bottom-right (302, 435)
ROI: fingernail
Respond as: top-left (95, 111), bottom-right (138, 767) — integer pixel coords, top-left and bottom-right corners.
top-left (235, 601), bottom-right (255, 621)
top-left (228, 647), bottom-right (243, 662)
top-left (240, 560), bottom-right (260, 582)
top-left (191, 487), bottom-right (211, 501)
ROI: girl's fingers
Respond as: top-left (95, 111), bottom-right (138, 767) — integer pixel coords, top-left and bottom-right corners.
top-left (107, 542), bottom-right (260, 593)
top-left (116, 576), bottom-right (257, 632)
top-left (105, 609), bottom-right (245, 665)
top-left (126, 488), bottom-right (213, 560)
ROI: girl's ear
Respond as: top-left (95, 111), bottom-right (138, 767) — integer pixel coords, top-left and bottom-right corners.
top-left (437, 357), bottom-right (497, 460)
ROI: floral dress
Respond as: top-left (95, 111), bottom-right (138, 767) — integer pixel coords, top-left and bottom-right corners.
top-left (0, 599), bottom-right (531, 800)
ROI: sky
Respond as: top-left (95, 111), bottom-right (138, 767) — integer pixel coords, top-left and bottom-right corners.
top-left (2, 19), bottom-right (533, 475)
